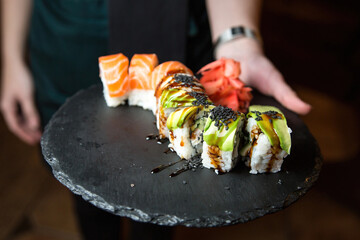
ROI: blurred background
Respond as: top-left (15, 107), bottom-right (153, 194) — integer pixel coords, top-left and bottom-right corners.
top-left (1, 0), bottom-right (359, 239)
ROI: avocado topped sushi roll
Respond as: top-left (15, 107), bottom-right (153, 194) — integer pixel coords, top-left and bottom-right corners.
top-left (166, 101), bottom-right (214, 160)
top-left (201, 106), bottom-right (245, 173)
top-left (166, 90), bottom-right (213, 160)
top-left (240, 105), bottom-right (292, 174)
top-left (155, 73), bottom-right (207, 139)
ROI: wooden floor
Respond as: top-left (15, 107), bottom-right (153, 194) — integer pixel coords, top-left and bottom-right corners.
top-left (1, 85), bottom-right (359, 240)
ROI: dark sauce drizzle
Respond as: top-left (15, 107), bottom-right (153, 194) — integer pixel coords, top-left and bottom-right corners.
top-left (151, 155), bottom-right (203, 177)
top-left (169, 167), bottom-right (188, 178)
top-left (151, 158), bottom-right (184, 174)
top-left (169, 155), bottom-right (203, 177)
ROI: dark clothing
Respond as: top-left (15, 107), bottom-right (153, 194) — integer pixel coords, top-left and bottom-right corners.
top-left (108, 0), bottom-right (188, 63)
top-left (29, 0), bottom-right (109, 125)
top-left (74, 195), bottom-right (121, 240)
top-left (109, 0), bottom-right (213, 72)
top-left (29, 0), bottom-right (212, 126)
top-left (29, 0), bottom-right (212, 239)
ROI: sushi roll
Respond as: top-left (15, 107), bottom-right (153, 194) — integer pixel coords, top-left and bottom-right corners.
top-left (98, 53), bottom-right (129, 107)
top-left (151, 61), bottom-right (193, 94)
top-left (201, 106), bottom-right (245, 173)
top-left (155, 73), bottom-right (206, 139)
top-left (240, 105), bottom-right (292, 174)
top-left (128, 54), bottom-right (159, 113)
top-left (166, 99), bottom-right (213, 160)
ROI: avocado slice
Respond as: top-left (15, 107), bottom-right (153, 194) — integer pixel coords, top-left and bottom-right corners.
top-left (167, 106), bottom-right (198, 130)
top-left (203, 116), bottom-right (242, 152)
top-left (161, 89), bottom-right (196, 109)
top-left (248, 105), bottom-right (291, 154)
top-left (190, 105), bottom-right (214, 132)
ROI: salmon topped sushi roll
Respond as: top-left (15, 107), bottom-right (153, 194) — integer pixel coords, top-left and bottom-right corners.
top-left (151, 61), bottom-right (193, 95)
top-left (151, 62), bottom-right (194, 138)
top-left (99, 53), bottom-right (129, 107)
top-left (128, 54), bottom-right (159, 112)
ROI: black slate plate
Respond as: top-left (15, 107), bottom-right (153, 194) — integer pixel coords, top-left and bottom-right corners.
top-left (41, 84), bottom-right (322, 227)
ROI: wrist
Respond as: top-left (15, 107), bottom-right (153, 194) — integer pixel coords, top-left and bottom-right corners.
top-left (213, 26), bottom-right (263, 59)
top-left (215, 37), bottom-right (263, 60)
top-left (1, 53), bottom-right (26, 69)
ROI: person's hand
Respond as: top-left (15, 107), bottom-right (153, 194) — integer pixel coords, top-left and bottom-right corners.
top-left (216, 38), bottom-right (311, 115)
top-left (1, 60), bottom-right (42, 145)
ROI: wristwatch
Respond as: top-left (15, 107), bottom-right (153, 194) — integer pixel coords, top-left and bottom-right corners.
top-left (213, 26), bottom-right (262, 54)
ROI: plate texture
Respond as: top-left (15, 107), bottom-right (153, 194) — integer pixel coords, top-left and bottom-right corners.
top-left (41, 84), bottom-right (322, 227)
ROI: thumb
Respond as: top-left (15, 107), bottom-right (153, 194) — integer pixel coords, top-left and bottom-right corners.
top-left (274, 85), bottom-right (312, 115)
top-left (269, 72), bottom-right (312, 115)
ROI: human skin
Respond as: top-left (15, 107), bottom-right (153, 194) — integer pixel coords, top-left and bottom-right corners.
top-left (0, 0), bottom-right (41, 145)
top-left (206, 0), bottom-right (312, 115)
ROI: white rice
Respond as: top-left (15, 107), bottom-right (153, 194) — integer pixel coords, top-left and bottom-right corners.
top-left (201, 142), bottom-right (238, 173)
top-left (128, 89), bottom-right (156, 114)
top-left (189, 107), bottom-right (210, 154)
top-left (201, 117), bottom-right (243, 173)
top-left (169, 121), bottom-right (197, 160)
top-left (102, 87), bottom-right (128, 107)
top-left (190, 128), bottom-right (203, 154)
top-left (156, 106), bottom-right (177, 139)
top-left (245, 118), bottom-right (289, 174)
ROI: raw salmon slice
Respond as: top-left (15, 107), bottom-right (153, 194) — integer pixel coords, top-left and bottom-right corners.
top-left (99, 53), bottom-right (129, 106)
top-left (151, 61), bottom-right (193, 91)
top-left (99, 53), bottom-right (129, 97)
top-left (129, 54), bottom-right (158, 90)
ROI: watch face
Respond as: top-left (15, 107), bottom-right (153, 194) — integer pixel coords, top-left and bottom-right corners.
top-left (231, 26), bottom-right (245, 35)
top-left (215, 26), bottom-right (261, 51)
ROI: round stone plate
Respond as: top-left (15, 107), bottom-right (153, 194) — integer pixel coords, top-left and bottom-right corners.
top-left (41, 84), bottom-right (322, 227)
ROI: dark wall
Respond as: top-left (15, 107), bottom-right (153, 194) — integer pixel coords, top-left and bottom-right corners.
top-left (261, 0), bottom-right (360, 104)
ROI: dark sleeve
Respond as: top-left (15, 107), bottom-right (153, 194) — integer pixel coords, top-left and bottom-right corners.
top-left (108, 0), bottom-right (188, 63)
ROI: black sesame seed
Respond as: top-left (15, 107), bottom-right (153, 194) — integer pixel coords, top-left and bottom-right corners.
top-left (174, 74), bottom-right (195, 85)
top-left (189, 91), bottom-right (213, 107)
top-left (208, 105), bottom-right (240, 131)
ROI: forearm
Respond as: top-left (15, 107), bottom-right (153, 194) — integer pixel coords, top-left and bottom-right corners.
top-left (1, 0), bottom-right (33, 66)
top-left (206, 0), bottom-right (262, 42)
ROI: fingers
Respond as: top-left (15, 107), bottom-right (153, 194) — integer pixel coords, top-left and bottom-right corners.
top-left (273, 80), bottom-right (312, 115)
top-left (1, 95), bottom-right (42, 145)
top-left (267, 70), bottom-right (311, 115)
top-left (249, 58), bottom-right (311, 115)
top-left (21, 94), bottom-right (41, 131)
